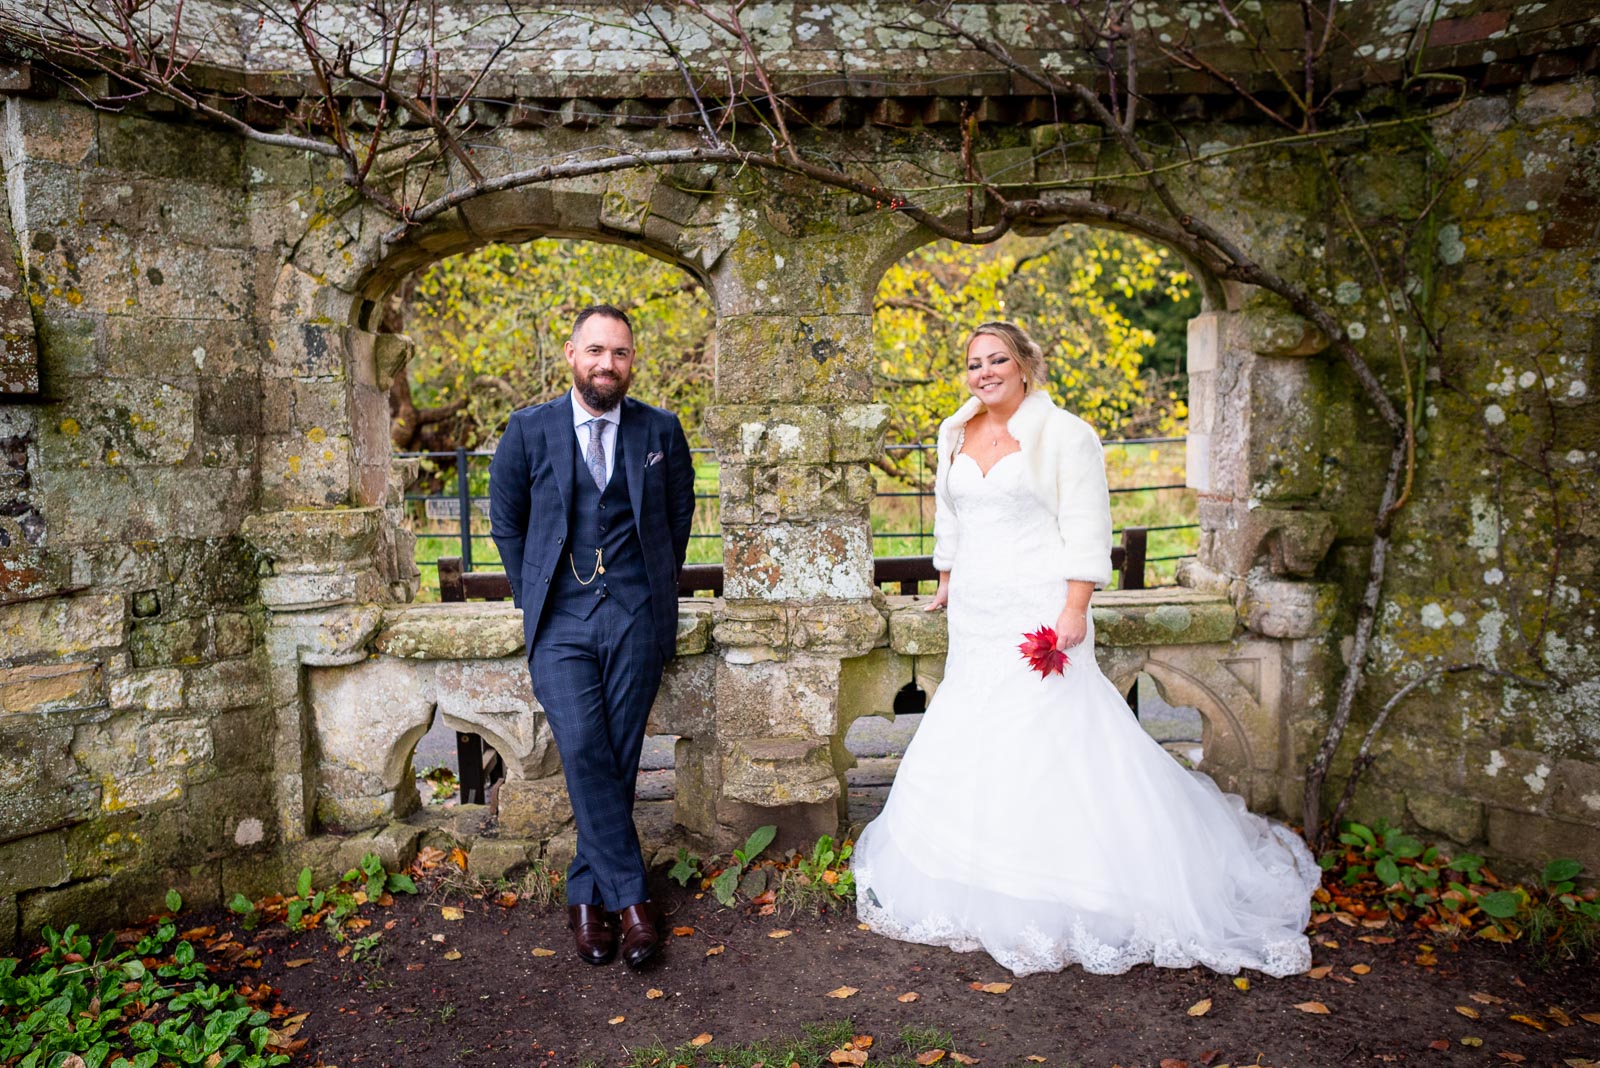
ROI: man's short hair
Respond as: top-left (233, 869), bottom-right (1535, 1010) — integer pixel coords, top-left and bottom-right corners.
top-left (571, 303), bottom-right (633, 340)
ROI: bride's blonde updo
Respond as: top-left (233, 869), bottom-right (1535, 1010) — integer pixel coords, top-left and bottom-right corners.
top-left (968, 321), bottom-right (1048, 391)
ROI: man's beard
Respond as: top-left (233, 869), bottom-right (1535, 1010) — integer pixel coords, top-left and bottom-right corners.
top-left (575, 367), bottom-right (630, 411)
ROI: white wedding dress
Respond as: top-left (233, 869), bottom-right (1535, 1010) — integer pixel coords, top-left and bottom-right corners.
top-left (853, 450), bottom-right (1319, 977)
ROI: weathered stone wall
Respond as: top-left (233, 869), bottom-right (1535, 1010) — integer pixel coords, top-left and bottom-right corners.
top-left (1, 1), bottom-right (1597, 948)
top-left (0, 99), bottom-right (278, 943)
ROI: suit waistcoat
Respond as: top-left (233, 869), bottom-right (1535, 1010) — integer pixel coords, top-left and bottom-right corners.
top-left (547, 426), bottom-right (651, 619)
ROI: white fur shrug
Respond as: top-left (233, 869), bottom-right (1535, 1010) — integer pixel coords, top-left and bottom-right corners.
top-left (930, 390), bottom-right (1114, 588)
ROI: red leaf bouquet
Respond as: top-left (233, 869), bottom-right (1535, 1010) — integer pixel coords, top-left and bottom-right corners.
top-left (1018, 625), bottom-right (1070, 678)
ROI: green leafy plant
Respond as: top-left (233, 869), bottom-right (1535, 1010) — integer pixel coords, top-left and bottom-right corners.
top-left (226, 892), bottom-right (260, 932)
top-left (0, 922), bottom-right (288, 1068)
top-left (777, 834), bottom-right (857, 913)
top-left (710, 825), bottom-right (777, 907)
top-left (668, 847), bottom-right (704, 888)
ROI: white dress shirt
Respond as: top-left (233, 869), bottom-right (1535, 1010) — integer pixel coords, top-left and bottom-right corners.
top-left (570, 388), bottom-right (621, 484)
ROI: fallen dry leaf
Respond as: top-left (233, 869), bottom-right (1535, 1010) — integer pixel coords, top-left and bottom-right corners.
top-left (1547, 1006), bottom-right (1574, 1027)
top-left (1581, 1012), bottom-right (1600, 1024)
top-left (608, 1015), bottom-right (625, 1025)
top-left (404, 963), bottom-right (424, 972)
top-left (647, 988), bottom-right (665, 999)
top-left (1509, 1014), bottom-right (1548, 1031)
top-left (672, 926), bottom-right (695, 937)
top-left (440, 906), bottom-right (464, 921)
top-left (1198, 1051), bottom-right (1223, 1066)
top-left (1160, 1059), bottom-right (1189, 1068)
top-left (758, 903), bottom-right (777, 916)
top-left (950, 1054), bottom-right (979, 1065)
top-left (827, 986), bottom-right (860, 999)
top-left (768, 929), bottom-right (792, 939)
top-left (1358, 935), bottom-right (1396, 945)
top-left (530, 947), bottom-right (555, 957)
top-left (1472, 992), bottom-right (1507, 1005)
top-left (1232, 977), bottom-right (1250, 992)
top-left (1455, 1006), bottom-right (1481, 1020)
top-left (1428, 1039), bottom-right (1450, 1052)
top-left (1293, 1001), bottom-right (1331, 1015)
top-left (706, 945), bottom-right (725, 957)
top-left (829, 1049), bottom-right (867, 1067)
top-left (1187, 998), bottom-right (1212, 1017)
top-left (851, 1036), bottom-right (874, 1050)
top-left (283, 959), bottom-right (313, 969)
top-left (443, 949), bottom-right (462, 961)
top-left (915, 1051), bottom-right (946, 1066)
top-left (898, 991), bottom-right (921, 1003)
top-left (430, 933), bottom-right (446, 943)
top-left (1026, 1057), bottom-right (1047, 1064)
top-left (691, 1033), bottom-right (713, 1047)
top-left (450, 847), bottom-right (468, 870)
top-left (496, 892), bottom-right (518, 908)
top-left (1350, 963), bottom-right (1371, 975)
top-left (974, 982), bottom-right (1012, 994)
top-left (1496, 1053), bottom-right (1527, 1063)
top-left (1307, 965), bottom-right (1333, 979)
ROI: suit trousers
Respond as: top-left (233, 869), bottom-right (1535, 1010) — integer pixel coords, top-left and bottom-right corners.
top-left (529, 595), bottom-right (664, 909)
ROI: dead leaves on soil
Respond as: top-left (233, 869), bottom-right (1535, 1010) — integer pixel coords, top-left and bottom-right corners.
top-left (969, 981), bottom-right (1012, 995)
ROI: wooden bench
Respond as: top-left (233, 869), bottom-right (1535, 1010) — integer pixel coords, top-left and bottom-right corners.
top-left (437, 527), bottom-right (1147, 603)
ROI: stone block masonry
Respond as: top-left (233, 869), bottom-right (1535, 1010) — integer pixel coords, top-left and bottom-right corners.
top-left (2, 4), bottom-right (1598, 945)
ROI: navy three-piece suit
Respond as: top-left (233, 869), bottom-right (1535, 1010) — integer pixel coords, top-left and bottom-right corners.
top-left (488, 393), bottom-right (695, 909)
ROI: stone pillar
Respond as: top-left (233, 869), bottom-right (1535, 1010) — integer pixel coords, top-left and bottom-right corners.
top-left (697, 227), bottom-right (896, 849)
top-left (1184, 307), bottom-right (1345, 807)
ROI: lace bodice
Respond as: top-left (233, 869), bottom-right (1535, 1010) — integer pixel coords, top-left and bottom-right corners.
top-left (944, 449), bottom-right (1083, 660)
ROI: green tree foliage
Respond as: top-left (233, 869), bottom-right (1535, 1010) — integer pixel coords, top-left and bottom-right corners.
top-left (394, 230), bottom-right (1194, 461)
top-left (872, 229), bottom-right (1197, 456)
top-left (399, 239), bottom-right (713, 448)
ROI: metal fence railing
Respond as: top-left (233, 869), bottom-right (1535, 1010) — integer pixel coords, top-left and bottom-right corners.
top-left (400, 437), bottom-right (1198, 590)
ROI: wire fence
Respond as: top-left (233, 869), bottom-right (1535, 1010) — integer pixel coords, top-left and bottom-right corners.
top-left (400, 437), bottom-right (1199, 592)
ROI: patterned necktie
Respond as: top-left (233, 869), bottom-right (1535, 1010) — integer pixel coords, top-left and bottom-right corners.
top-left (584, 418), bottom-right (607, 490)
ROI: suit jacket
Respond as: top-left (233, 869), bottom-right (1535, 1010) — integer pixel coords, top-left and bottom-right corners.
top-left (931, 390), bottom-right (1113, 588)
top-left (488, 393), bottom-right (696, 659)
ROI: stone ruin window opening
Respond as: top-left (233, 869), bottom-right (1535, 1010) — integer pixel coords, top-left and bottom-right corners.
top-left (410, 714), bottom-right (506, 810)
top-left (388, 236), bottom-right (720, 601)
top-left (1130, 671), bottom-right (1206, 768)
top-left (870, 226), bottom-right (1204, 594)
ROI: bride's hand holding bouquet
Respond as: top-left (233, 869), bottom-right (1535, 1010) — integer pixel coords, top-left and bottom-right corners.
top-left (1054, 603), bottom-right (1087, 650)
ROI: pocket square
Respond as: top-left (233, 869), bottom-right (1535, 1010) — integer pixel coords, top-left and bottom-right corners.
top-left (645, 451), bottom-right (664, 467)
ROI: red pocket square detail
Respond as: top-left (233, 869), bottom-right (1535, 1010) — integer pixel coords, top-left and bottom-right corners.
top-left (1018, 625), bottom-right (1069, 678)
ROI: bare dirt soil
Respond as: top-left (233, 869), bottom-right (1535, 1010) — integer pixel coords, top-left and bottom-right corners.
top-left (186, 869), bottom-right (1599, 1068)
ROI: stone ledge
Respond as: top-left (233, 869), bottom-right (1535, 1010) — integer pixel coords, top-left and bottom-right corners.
top-left (361, 590), bottom-right (1238, 662)
top-left (883, 589), bottom-right (1237, 648)
top-left (369, 598), bottom-right (715, 660)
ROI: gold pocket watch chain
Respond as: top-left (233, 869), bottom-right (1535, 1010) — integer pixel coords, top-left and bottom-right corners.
top-left (569, 548), bottom-right (605, 585)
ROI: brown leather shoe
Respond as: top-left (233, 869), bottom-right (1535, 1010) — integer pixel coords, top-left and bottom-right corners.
top-left (617, 902), bottom-right (661, 970)
top-left (567, 904), bottom-right (616, 966)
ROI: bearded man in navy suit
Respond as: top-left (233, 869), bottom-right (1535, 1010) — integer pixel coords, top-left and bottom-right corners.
top-left (489, 305), bottom-right (695, 969)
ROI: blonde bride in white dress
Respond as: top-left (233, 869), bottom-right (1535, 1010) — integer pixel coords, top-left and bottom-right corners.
top-left (853, 321), bottom-right (1319, 978)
